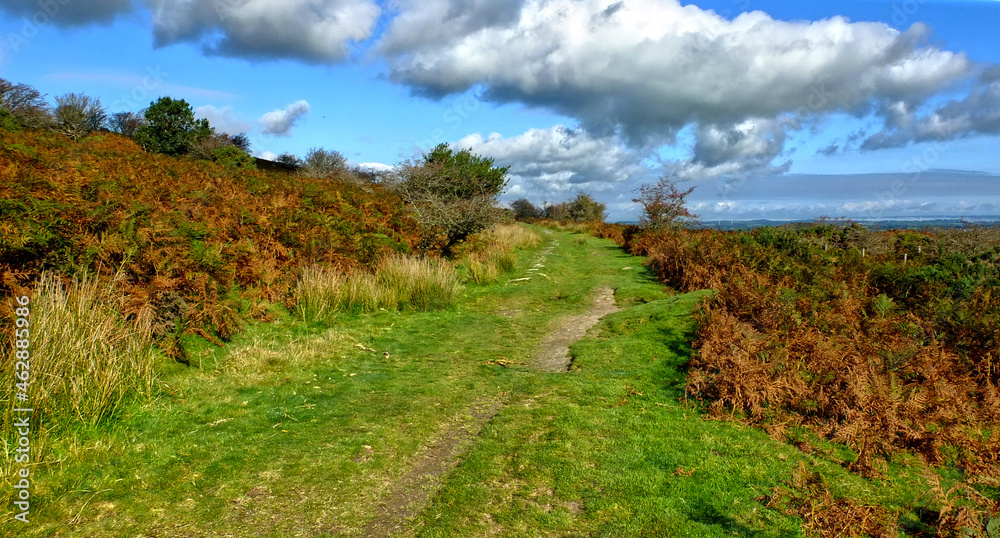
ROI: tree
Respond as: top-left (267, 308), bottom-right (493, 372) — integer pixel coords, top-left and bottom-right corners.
top-left (276, 152), bottom-right (304, 168)
top-left (390, 144), bottom-right (509, 255)
top-left (301, 147), bottom-right (347, 178)
top-left (422, 143), bottom-right (509, 198)
top-left (632, 177), bottom-right (698, 230)
top-left (109, 111), bottom-right (145, 137)
top-left (134, 97), bottom-right (212, 156)
top-left (0, 78), bottom-right (52, 129)
top-left (566, 193), bottom-right (607, 222)
top-left (544, 201), bottom-right (569, 221)
top-left (54, 93), bottom-right (106, 140)
top-left (510, 198), bottom-right (543, 220)
top-left (229, 132), bottom-right (251, 152)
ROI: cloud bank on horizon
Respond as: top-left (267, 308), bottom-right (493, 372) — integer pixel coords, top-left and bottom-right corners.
top-left (1, 0), bottom-right (997, 219)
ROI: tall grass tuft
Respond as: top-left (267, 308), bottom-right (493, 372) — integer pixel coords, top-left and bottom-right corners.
top-left (463, 249), bottom-right (518, 285)
top-left (296, 255), bottom-right (462, 321)
top-left (1, 272), bottom-right (158, 435)
top-left (486, 223), bottom-right (542, 250)
top-left (458, 223), bottom-right (541, 285)
top-left (377, 254), bottom-right (463, 311)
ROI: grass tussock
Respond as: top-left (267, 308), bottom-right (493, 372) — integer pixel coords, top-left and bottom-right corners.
top-left (296, 254), bottom-right (462, 321)
top-left (457, 223), bottom-right (541, 284)
top-left (485, 223), bottom-right (542, 250)
top-left (1, 272), bottom-right (158, 441)
top-left (463, 249), bottom-right (518, 285)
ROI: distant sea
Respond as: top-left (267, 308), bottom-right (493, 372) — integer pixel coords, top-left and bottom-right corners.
top-left (694, 217), bottom-right (1000, 231)
top-left (614, 217), bottom-right (1000, 231)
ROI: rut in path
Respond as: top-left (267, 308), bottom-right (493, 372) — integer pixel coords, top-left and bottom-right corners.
top-left (362, 402), bottom-right (501, 537)
top-left (533, 287), bottom-right (619, 372)
top-left (361, 286), bottom-right (619, 536)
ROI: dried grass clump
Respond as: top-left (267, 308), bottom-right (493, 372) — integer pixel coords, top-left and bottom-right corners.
top-left (456, 223), bottom-right (540, 285)
top-left (0, 272), bottom-right (158, 433)
top-left (296, 255), bottom-right (462, 321)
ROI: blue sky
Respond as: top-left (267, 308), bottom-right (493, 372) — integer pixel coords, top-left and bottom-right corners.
top-left (1, 0), bottom-right (997, 222)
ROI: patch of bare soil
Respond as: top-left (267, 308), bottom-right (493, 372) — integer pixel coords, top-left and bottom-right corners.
top-left (361, 402), bottom-right (501, 537)
top-left (533, 287), bottom-right (619, 372)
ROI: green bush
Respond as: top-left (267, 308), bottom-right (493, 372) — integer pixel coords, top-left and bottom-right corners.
top-left (212, 145), bottom-right (257, 170)
top-left (0, 108), bottom-right (21, 132)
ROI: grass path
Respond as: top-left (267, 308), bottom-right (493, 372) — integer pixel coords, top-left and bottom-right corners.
top-left (9, 225), bottom-right (886, 536)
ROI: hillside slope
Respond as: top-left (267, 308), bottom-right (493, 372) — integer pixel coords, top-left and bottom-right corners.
top-left (0, 128), bottom-right (416, 341)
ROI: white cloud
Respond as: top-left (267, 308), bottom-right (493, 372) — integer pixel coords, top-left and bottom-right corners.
top-left (259, 100), bottom-right (311, 136)
top-left (357, 162), bottom-right (394, 172)
top-left (379, 0), bottom-right (975, 178)
top-left (455, 125), bottom-right (650, 201)
top-left (259, 151), bottom-right (279, 160)
top-left (146, 0), bottom-right (380, 63)
top-left (195, 105), bottom-right (253, 135)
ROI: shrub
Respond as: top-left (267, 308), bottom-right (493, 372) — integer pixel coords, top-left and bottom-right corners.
top-left (510, 198), bottom-right (544, 220)
top-left (567, 193), bottom-right (607, 222)
top-left (301, 147), bottom-right (347, 178)
top-left (108, 111), bottom-right (145, 137)
top-left (276, 152), bottom-right (304, 168)
top-left (211, 145), bottom-right (257, 170)
top-left (0, 78), bottom-right (52, 129)
top-left (389, 144), bottom-right (510, 256)
top-left (633, 177), bottom-right (698, 230)
top-left (0, 107), bottom-right (21, 131)
top-left (54, 93), bottom-right (106, 140)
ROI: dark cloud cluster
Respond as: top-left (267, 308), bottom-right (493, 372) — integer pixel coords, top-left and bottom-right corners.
top-left (146, 0), bottom-right (380, 63)
top-left (0, 0), bottom-right (133, 27)
top-left (863, 69), bottom-right (1000, 150)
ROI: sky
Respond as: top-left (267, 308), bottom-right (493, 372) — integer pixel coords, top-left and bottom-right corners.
top-left (0, 0), bottom-right (998, 222)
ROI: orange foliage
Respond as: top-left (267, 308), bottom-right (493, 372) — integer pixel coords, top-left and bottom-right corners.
top-left (593, 222), bottom-right (1000, 532)
top-left (1, 128), bottom-right (418, 347)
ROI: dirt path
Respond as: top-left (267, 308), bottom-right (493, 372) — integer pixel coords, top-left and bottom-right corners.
top-left (354, 229), bottom-right (630, 536)
top-left (533, 287), bottom-right (619, 372)
top-left (362, 402), bottom-right (501, 537)
top-left (361, 281), bottom-right (621, 535)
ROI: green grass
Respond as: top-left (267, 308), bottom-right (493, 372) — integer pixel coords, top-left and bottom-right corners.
top-left (1, 225), bottom-right (956, 536)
